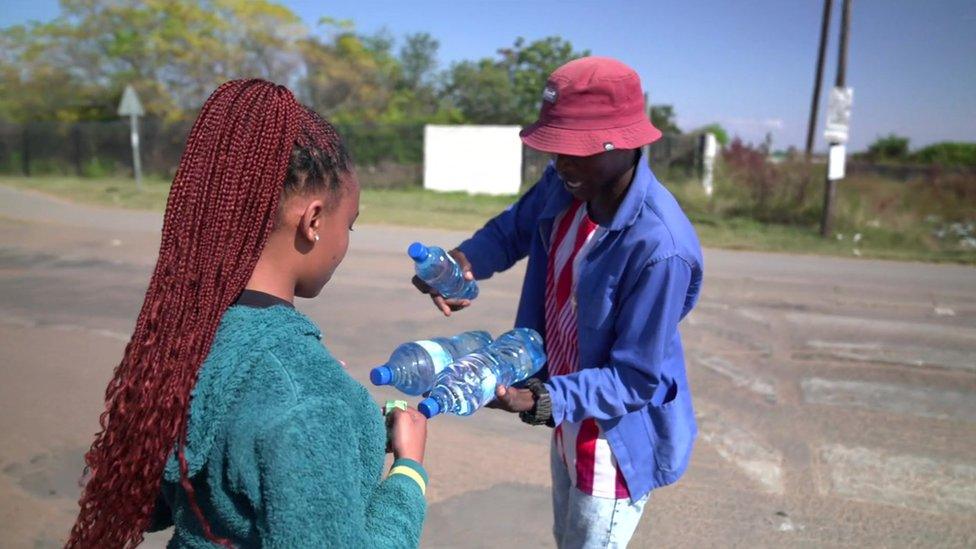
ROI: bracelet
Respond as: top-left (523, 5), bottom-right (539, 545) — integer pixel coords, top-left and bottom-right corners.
top-left (519, 378), bottom-right (554, 427)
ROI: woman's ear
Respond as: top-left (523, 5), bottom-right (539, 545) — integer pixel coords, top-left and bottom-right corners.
top-left (299, 199), bottom-right (327, 243)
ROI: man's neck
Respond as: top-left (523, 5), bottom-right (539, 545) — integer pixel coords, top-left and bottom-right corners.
top-left (588, 155), bottom-right (638, 226)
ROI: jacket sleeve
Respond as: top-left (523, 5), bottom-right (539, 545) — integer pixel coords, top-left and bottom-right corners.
top-left (255, 398), bottom-right (427, 548)
top-left (546, 255), bottom-right (693, 424)
top-left (456, 167), bottom-right (553, 280)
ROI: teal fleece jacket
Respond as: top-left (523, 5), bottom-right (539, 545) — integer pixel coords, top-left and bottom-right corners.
top-left (149, 304), bottom-right (427, 548)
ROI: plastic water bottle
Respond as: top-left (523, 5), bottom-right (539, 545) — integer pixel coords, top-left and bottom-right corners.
top-left (408, 242), bottom-right (479, 300)
top-left (418, 328), bottom-right (546, 418)
top-left (370, 331), bottom-right (494, 396)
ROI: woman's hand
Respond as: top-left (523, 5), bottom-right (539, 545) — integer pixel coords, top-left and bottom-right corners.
top-left (411, 248), bottom-right (475, 317)
top-left (388, 407), bottom-right (428, 464)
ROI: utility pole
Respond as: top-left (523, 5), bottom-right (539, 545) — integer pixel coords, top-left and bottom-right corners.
top-left (642, 91), bottom-right (651, 164)
top-left (820, 0), bottom-right (852, 238)
top-left (806, 0), bottom-right (833, 159)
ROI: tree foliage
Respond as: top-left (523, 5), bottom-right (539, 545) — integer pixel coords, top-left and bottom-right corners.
top-left (2, 6), bottom-right (593, 129)
top-left (0, 0), bottom-right (308, 122)
top-left (650, 105), bottom-right (681, 134)
top-left (865, 133), bottom-right (910, 161)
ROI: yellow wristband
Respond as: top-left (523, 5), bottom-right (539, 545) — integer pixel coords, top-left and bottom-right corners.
top-left (389, 465), bottom-right (427, 496)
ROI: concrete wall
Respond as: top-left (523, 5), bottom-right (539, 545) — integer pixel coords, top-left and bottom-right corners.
top-left (423, 125), bottom-right (522, 195)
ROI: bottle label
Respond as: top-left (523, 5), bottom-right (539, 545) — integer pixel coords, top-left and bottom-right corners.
top-left (415, 340), bottom-right (454, 374)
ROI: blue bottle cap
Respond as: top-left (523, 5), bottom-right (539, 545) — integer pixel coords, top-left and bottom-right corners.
top-left (418, 397), bottom-right (441, 418)
top-left (370, 366), bottom-right (393, 386)
top-left (407, 242), bottom-right (429, 262)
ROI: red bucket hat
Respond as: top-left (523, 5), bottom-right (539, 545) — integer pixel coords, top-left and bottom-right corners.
top-left (520, 56), bottom-right (662, 157)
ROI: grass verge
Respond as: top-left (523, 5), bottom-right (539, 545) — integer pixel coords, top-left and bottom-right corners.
top-left (2, 175), bottom-right (972, 264)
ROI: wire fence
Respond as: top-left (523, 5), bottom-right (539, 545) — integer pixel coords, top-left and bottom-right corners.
top-left (0, 119), bottom-right (703, 190)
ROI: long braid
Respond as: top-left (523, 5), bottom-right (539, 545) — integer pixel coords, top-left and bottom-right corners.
top-left (67, 79), bottom-right (349, 548)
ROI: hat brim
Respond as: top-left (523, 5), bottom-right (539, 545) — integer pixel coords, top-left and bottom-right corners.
top-left (519, 118), bottom-right (662, 156)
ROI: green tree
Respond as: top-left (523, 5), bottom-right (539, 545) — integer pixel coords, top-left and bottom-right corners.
top-left (866, 133), bottom-right (910, 161)
top-left (399, 32), bottom-right (439, 90)
top-left (0, 0), bottom-right (304, 122)
top-left (651, 105), bottom-right (681, 134)
top-left (443, 36), bottom-right (588, 125)
top-left (216, 0), bottom-right (305, 87)
top-left (298, 19), bottom-right (402, 123)
top-left (443, 59), bottom-right (518, 123)
top-left (695, 123), bottom-right (729, 146)
top-left (0, 22), bottom-right (105, 122)
top-left (505, 36), bottom-right (590, 123)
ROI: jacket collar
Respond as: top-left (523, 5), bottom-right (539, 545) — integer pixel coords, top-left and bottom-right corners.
top-left (540, 150), bottom-right (653, 231)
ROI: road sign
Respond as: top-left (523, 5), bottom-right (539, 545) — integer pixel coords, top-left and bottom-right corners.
top-left (824, 86), bottom-right (853, 144)
top-left (117, 85), bottom-right (145, 117)
top-left (828, 144), bottom-right (846, 180)
top-left (117, 85), bottom-right (144, 189)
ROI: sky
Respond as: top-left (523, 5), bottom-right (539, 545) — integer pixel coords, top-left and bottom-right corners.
top-left (3, 0), bottom-right (975, 152)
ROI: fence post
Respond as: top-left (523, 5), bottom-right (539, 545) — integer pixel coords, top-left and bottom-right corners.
top-left (72, 125), bottom-right (83, 176)
top-left (21, 126), bottom-right (30, 177)
top-left (701, 133), bottom-right (717, 197)
top-left (664, 136), bottom-right (672, 172)
top-left (521, 142), bottom-right (527, 188)
top-left (694, 134), bottom-right (703, 179)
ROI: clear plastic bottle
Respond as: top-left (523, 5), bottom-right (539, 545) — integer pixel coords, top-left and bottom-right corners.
top-left (418, 328), bottom-right (546, 418)
top-left (369, 331), bottom-right (493, 395)
top-left (408, 242), bottom-right (479, 300)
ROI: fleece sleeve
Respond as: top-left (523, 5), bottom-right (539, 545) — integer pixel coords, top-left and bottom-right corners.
top-left (255, 398), bottom-right (427, 548)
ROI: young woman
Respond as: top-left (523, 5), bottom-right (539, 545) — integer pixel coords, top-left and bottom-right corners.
top-left (69, 79), bottom-right (428, 548)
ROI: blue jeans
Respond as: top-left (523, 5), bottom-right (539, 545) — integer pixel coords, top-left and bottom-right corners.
top-left (551, 438), bottom-right (650, 548)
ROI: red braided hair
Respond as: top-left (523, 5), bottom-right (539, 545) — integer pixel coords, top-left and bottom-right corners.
top-left (67, 79), bottom-right (350, 548)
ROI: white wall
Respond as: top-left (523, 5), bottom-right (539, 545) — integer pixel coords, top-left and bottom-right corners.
top-left (423, 125), bottom-right (523, 195)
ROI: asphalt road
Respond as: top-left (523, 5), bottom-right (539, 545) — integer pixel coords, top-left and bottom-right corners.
top-left (1, 185), bottom-right (974, 548)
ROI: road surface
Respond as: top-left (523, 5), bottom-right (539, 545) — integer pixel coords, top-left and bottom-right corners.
top-left (1, 185), bottom-right (974, 547)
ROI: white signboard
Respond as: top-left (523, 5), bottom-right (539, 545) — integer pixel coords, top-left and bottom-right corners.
top-left (824, 87), bottom-right (853, 144)
top-left (701, 133), bottom-right (717, 196)
top-left (828, 144), bottom-right (846, 181)
top-left (703, 132), bottom-right (718, 161)
top-left (424, 125), bottom-right (523, 196)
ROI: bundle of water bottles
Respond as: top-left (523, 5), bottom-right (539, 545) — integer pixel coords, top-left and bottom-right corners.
top-left (369, 242), bottom-right (547, 419)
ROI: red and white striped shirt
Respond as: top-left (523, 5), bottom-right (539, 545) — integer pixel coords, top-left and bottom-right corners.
top-left (546, 200), bottom-right (630, 499)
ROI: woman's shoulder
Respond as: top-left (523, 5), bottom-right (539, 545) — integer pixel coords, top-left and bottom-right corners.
top-left (167, 305), bottom-right (379, 481)
top-left (218, 304), bottom-right (323, 344)
top-left (204, 304), bottom-right (327, 403)
top-left (216, 306), bottom-right (368, 406)
top-left (207, 307), bottom-right (367, 414)
top-left (244, 340), bottom-right (384, 461)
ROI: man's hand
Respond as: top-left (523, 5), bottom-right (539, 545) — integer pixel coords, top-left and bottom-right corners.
top-left (485, 385), bottom-right (535, 413)
top-left (411, 248), bottom-right (475, 317)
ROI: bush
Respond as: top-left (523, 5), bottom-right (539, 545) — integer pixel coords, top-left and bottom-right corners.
top-left (335, 124), bottom-right (424, 165)
top-left (81, 156), bottom-right (116, 178)
top-left (911, 142), bottom-right (976, 167)
top-left (717, 138), bottom-right (819, 224)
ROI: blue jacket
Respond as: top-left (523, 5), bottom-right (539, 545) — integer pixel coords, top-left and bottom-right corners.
top-left (458, 156), bottom-right (703, 500)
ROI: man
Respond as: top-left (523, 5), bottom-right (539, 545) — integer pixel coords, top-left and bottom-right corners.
top-left (415, 56), bottom-right (703, 547)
